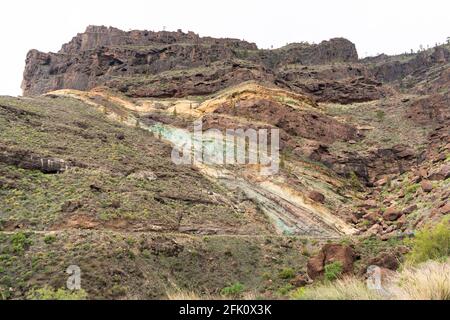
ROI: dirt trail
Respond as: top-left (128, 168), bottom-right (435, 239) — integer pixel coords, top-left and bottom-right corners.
top-left (48, 88), bottom-right (357, 238)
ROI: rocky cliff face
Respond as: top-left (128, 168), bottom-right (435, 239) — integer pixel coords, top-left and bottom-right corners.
top-left (22, 26), bottom-right (359, 97)
top-left (363, 46), bottom-right (450, 84)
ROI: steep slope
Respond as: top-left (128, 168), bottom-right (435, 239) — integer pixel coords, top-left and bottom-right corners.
top-left (0, 95), bottom-right (272, 235)
top-left (0, 92), bottom-right (354, 299)
top-left (45, 84), bottom-right (359, 237)
top-left (4, 26), bottom-right (449, 300)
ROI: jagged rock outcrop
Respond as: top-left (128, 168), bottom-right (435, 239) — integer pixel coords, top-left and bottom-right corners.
top-left (406, 93), bottom-right (450, 125)
top-left (299, 143), bottom-right (421, 185)
top-left (107, 60), bottom-right (274, 98)
top-left (0, 143), bottom-right (74, 174)
top-left (22, 26), bottom-right (359, 98)
top-left (307, 244), bottom-right (356, 280)
top-left (275, 63), bottom-right (387, 104)
top-left (60, 25), bottom-right (258, 54)
top-left (251, 38), bottom-right (358, 68)
top-left (212, 97), bottom-right (358, 143)
top-left (365, 46), bottom-right (450, 84)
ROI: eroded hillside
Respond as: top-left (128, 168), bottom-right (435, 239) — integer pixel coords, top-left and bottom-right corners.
top-left (1, 26), bottom-right (449, 300)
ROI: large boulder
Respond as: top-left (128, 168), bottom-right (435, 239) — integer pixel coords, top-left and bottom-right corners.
top-left (428, 165), bottom-right (450, 181)
top-left (366, 252), bottom-right (400, 271)
top-left (307, 244), bottom-right (355, 280)
top-left (383, 207), bottom-right (402, 221)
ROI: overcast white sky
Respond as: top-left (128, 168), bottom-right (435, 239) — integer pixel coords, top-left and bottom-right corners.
top-left (1, 0), bottom-right (449, 96)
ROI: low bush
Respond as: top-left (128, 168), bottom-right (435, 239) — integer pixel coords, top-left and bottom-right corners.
top-left (220, 282), bottom-right (245, 297)
top-left (406, 217), bottom-right (450, 264)
top-left (324, 262), bottom-right (343, 281)
top-left (278, 268), bottom-right (296, 280)
top-left (11, 232), bottom-right (32, 254)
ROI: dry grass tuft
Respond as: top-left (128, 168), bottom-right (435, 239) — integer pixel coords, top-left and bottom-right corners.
top-left (291, 277), bottom-right (383, 300)
top-left (165, 290), bottom-right (259, 301)
top-left (292, 259), bottom-right (450, 300)
top-left (388, 259), bottom-right (450, 300)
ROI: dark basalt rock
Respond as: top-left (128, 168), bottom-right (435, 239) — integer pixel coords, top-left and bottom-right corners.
top-left (0, 144), bottom-right (71, 174)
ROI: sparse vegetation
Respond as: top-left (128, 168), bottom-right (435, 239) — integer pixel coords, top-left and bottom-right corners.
top-left (278, 268), bottom-right (296, 280)
top-left (292, 277), bottom-right (381, 300)
top-left (2, 25), bottom-right (449, 301)
top-left (348, 171), bottom-right (363, 191)
top-left (376, 110), bottom-right (385, 121)
top-left (26, 287), bottom-right (88, 300)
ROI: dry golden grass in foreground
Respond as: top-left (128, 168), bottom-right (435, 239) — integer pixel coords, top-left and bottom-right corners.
top-left (291, 277), bottom-right (382, 300)
top-left (292, 259), bottom-right (450, 300)
top-left (387, 259), bottom-right (450, 300)
top-left (166, 290), bottom-right (258, 301)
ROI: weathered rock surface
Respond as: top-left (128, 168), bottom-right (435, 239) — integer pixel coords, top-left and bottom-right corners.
top-left (308, 191), bottom-right (326, 204)
top-left (318, 144), bottom-right (420, 184)
top-left (365, 47), bottom-right (450, 83)
top-left (307, 244), bottom-right (355, 280)
top-left (383, 207), bottom-right (402, 221)
top-left (276, 63), bottom-right (387, 104)
top-left (213, 97), bottom-right (358, 144)
top-left (0, 143), bottom-right (73, 174)
top-left (406, 94), bottom-right (450, 125)
top-left (22, 26), bottom-right (359, 98)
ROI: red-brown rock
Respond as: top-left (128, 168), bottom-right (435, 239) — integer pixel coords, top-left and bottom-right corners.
top-left (308, 191), bottom-right (326, 204)
top-left (307, 244), bottom-right (355, 280)
top-left (428, 165), bottom-right (450, 181)
top-left (439, 202), bottom-right (450, 214)
top-left (290, 273), bottom-right (312, 287)
top-left (421, 180), bottom-right (433, 192)
top-left (383, 207), bottom-right (402, 221)
top-left (402, 204), bottom-right (418, 215)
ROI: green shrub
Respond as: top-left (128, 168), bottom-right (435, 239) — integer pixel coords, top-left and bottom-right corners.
top-left (11, 232), bottom-right (32, 254)
top-left (27, 287), bottom-right (88, 300)
top-left (376, 110), bottom-right (385, 121)
top-left (278, 268), bottom-right (296, 280)
top-left (324, 262), bottom-right (343, 281)
top-left (349, 172), bottom-right (363, 190)
top-left (0, 286), bottom-right (11, 300)
top-left (277, 284), bottom-right (294, 296)
top-left (290, 287), bottom-right (307, 299)
top-left (221, 282), bottom-right (245, 297)
top-left (405, 183), bottom-right (420, 196)
top-left (44, 235), bottom-right (56, 245)
top-left (406, 217), bottom-right (450, 265)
